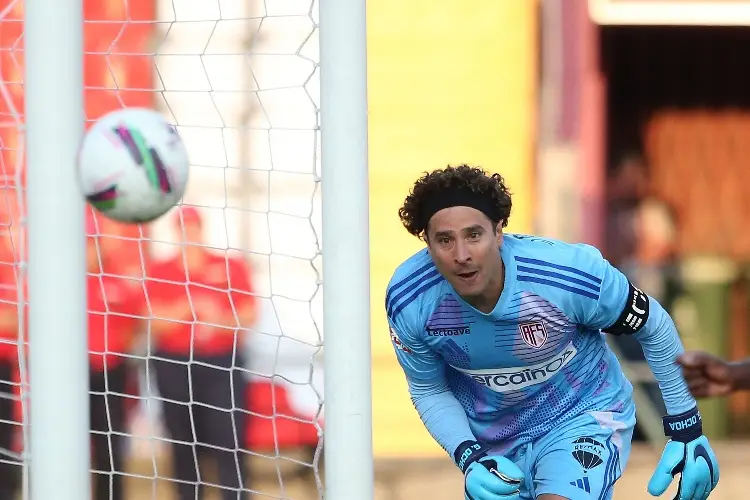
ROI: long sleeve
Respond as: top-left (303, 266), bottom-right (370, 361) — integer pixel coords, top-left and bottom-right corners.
top-left (412, 384), bottom-right (476, 456)
top-left (571, 244), bottom-right (696, 416)
top-left (634, 296), bottom-right (695, 414)
top-left (387, 319), bottom-right (475, 457)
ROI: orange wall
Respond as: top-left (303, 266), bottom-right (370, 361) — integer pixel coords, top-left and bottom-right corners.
top-left (367, 0), bottom-right (538, 457)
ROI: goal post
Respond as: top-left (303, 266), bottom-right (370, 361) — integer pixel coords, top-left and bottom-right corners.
top-left (25, 1), bottom-right (90, 500)
top-left (319, 0), bottom-right (374, 499)
top-left (17, 0), bottom-right (374, 499)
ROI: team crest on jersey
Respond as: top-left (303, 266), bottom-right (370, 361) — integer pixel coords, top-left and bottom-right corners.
top-left (518, 321), bottom-right (548, 348)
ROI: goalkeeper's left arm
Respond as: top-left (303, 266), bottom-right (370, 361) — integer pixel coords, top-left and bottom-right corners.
top-left (574, 245), bottom-right (719, 500)
top-left (629, 295), bottom-right (719, 500)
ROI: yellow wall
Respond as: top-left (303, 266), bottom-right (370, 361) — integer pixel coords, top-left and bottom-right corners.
top-left (368, 1), bottom-right (538, 457)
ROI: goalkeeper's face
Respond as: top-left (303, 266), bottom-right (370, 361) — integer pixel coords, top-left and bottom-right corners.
top-left (426, 206), bottom-right (503, 306)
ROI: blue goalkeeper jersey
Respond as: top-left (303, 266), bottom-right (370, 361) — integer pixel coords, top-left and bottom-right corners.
top-left (386, 234), bottom-right (658, 455)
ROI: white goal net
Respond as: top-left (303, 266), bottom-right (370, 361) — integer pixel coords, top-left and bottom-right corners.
top-left (0, 0), bottom-right (365, 498)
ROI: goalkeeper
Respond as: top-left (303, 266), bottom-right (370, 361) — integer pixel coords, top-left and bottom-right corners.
top-left (386, 165), bottom-right (720, 500)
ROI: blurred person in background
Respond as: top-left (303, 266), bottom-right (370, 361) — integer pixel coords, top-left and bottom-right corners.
top-left (0, 235), bottom-right (19, 500)
top-left (605, 153), bottom-right (649, 274)
top-left (630, 198), bottom-right (678, 303)
top-left (146, 206), bottom-right (257, 500)
top-left (605, 153), bottom-right (678, 303)
top-left (87, 212), bottom-right (144, 500)
top-left (678, 351), bottom-right (750, 398)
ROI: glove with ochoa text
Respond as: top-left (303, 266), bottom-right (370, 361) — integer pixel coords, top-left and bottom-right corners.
top-left (648, 406), bottom-right (720, 500)
top-left (454, 440), bottom-right (524, 500)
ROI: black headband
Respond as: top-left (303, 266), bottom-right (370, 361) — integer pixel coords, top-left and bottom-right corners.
top-left (418, 186), bottom-right (499, 234)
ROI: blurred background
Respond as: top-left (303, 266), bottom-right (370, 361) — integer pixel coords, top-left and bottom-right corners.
top-left (0, 0), bottom-right (749, 498)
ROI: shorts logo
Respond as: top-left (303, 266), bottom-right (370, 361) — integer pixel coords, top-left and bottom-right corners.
top-left (571, 437), bottom-right (605, 470)
top-left (518, 321), bottom-right (548, 349)
top-left (452, 343), bottom-right (577, 393)
top-left (570, 477), bottom-right (591, 493)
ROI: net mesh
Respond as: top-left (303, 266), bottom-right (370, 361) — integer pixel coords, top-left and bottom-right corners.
top-left (0, 0), bottom-right (325, 498)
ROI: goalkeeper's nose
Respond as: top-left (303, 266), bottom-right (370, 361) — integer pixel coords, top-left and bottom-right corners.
top-left (454, 240), bottom-right (472, 265)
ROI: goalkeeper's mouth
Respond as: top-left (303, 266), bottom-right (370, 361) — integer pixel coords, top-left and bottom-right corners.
top-left (456, 270), bottom-right (479, 281)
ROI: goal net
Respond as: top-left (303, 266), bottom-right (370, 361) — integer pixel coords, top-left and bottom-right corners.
top-left (0, 0), bottom-right (371, 498)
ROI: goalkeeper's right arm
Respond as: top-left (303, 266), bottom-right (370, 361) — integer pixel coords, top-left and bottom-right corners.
top-left (396, 343), bottom-right (526, 500)
top-left (388, 318), bottom-right (476, 459)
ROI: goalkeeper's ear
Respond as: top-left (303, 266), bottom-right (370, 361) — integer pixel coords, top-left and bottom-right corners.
top-left (493, 221), bottom-right (504, 247)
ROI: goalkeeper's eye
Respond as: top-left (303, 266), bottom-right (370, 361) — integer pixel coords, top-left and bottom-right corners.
top-left (468, 231), bottom-right (481, 240)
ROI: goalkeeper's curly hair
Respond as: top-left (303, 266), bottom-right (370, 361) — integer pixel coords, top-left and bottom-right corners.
top-left (398, 164), bottom-right (513, 239)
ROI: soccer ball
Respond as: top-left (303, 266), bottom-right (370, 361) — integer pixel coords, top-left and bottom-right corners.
top-left (77, 107), bottom-right (189, 224)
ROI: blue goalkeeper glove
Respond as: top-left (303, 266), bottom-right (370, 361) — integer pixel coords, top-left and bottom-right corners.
top-left (648, 407), bottom-right (720, 500)
top-left (454, 440), bottom-right (524, 500)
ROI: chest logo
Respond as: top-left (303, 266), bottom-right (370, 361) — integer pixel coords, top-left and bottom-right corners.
top-left (425, 326), bottom-right (471, 337)
top-left (519, 321), bottom-right (548, 349)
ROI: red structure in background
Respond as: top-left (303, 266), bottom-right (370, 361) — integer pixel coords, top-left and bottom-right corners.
top-left (0, 0), bottom-right (319, 458)
top-left (0, 0), bottom-right (158, 455)
top-left (0, 0), bottom-right (154, 275)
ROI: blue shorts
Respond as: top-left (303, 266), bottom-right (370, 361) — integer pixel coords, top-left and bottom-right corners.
top-left (496, 410), bottom-right (635, 499)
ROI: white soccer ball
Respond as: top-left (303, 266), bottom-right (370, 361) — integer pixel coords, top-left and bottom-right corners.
top-left (77, 107), bottom-right (189, 224)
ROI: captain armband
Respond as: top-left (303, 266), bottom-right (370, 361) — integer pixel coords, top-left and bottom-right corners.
top-left (602, 281), bottom-right (649, 336)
